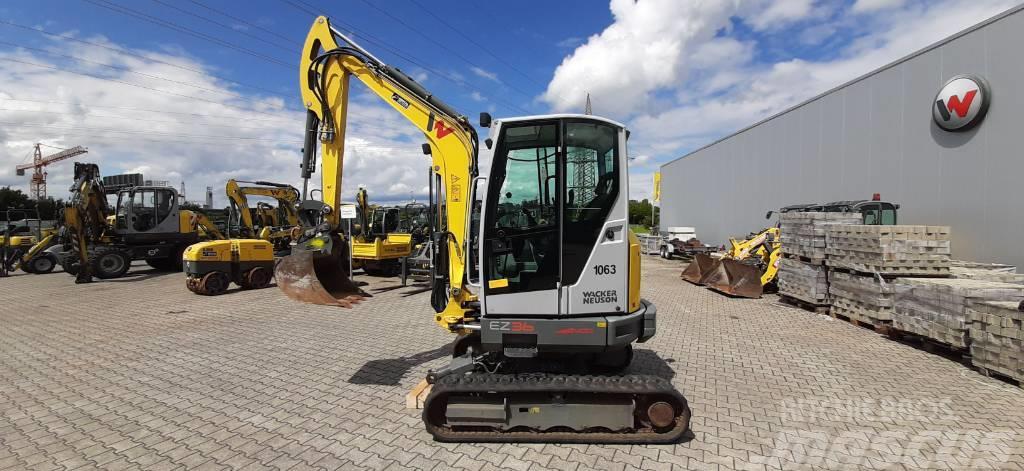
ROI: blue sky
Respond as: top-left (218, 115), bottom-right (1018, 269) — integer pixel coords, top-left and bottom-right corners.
top-left (0, 0), bottom-right (1020, 206)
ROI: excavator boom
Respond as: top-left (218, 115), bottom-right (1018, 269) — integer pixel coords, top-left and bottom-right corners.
top-left (276, 16), bottom-right (476, 323)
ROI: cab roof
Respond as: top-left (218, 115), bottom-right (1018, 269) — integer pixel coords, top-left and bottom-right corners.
top-left (495, 113), bottom-right (627, 130)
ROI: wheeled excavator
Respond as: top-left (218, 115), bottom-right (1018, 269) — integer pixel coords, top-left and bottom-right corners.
top-left (274, 16), bottom-right (690, 443)
top-left (61, 163), bottom-right (225, 282)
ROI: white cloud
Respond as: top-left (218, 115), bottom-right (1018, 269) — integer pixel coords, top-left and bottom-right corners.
top-left (469, 91), bottom-right (485, 102)
top-left (852, 0), bottom-right (906, 13)
top-left (544, 0), bottom-right (1020, 200)
top-left (0, 34), bottom-right (429, 207)
top-left (742, 0), bottom-right (816, 31)
top-left (470, 66), bottom-right (499, 82)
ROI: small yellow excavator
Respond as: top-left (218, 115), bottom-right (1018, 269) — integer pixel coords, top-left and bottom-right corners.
top-left (225, 179), bottom-right (302, 253)
top-left (351, 188), bottom-right (413, 276)
top-left (1, 211), bottom-right (60, 275)
top-left (272, 16), bottom-right (690, 443)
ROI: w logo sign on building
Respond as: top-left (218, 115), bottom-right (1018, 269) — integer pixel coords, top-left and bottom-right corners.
top-left (932, 75), bottom-right (990, 132)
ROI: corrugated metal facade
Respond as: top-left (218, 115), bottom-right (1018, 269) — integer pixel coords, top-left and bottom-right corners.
top-left (659, 6), bottom-right (1024, 268)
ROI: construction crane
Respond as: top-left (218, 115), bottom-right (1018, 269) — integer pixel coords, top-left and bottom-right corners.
top-left (15, 144), bottom-right (89, 199)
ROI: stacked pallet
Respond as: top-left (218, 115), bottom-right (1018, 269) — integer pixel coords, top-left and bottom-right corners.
top-left (893, 278), bottom-right (1024, 348)
top-left (777, 212), bottom-right (860, 306)
top-left (778, 257), bottom-right (829, 304)
top-left (825, 225), bottom-right (952, 276)
top-left (951, 260), bottom-right (1024, 284)
top-left (968, 301), bottom-right (1024, 382)
top-left (828, 271), bottom-right (897, 328)
top-left (780, 212), bottom-right (862, 262)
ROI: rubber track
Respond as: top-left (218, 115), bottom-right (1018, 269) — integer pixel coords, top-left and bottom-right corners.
top-left (423, 373), bottom-right (691, 444)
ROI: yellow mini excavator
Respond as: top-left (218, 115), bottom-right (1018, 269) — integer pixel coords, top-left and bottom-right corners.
top-left (225, 179), bottom-right (302, 253)
top-left (274, 17), bottom-right (690, 443)
top-left (351, 188), bottom-right (413, 276)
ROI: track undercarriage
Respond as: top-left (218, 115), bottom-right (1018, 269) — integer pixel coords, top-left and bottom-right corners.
top-left (421, 335), bottom-right (692, 444)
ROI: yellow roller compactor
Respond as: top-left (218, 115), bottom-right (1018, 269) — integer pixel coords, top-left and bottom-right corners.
top-left (183, 239), bottom-right (275, 295)
top-left (271, 17), bottom-right (690, 443)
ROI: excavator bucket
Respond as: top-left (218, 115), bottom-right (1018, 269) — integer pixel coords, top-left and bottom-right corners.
top-left (275, 235), bottom-right (366, 307)
top-left (681, 253), bottom-right (717, 284)
top-left (701, 258), bottom-right (764, 299)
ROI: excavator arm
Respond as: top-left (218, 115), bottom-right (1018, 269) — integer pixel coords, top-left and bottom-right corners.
top-left (279, 16), bottom-right (478, 327)
top-left (225, 179), bottom-right (301, 236)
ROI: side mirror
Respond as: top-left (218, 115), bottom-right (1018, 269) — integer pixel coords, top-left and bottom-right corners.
top-left (765, 210), bottom-right (773, 220)
top-left (479, 112), bottom-right (492, 128)
top-left (421, 143), bottom-right (432, 155)
top-left (485, 138), bottom-right (493, 149)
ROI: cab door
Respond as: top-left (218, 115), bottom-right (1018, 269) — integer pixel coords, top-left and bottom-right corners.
top-left (481, 121), bottom-right (561, 316)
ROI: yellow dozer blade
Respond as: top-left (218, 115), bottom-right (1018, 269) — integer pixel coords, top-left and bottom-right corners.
top-left (275, 235), bottom-right (366, 307)
top-left (681, 253), bottom-right (717, 284)
top-left (700, 258), bottom-right (764, 299)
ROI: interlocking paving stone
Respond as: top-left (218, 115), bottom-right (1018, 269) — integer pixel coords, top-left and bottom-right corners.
top-left (1, 259), bottom-right (1023, 469)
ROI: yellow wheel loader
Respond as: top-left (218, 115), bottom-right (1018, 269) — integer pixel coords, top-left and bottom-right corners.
top-left (1, 211), bottom-right (60, 276)
top-left (272, 17), bottom-right (690, 443)
top-left (183, 239), bottom-right (275, 295)
top-left (681, 227), bottom-right (781, 299)
top-left (681, 195), bottom-right (900, 298)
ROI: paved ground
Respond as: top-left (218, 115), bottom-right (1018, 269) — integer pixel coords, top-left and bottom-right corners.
top-left (1, 256), bottom-right (1023, 470)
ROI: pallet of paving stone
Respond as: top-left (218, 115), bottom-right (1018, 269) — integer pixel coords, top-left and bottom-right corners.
top-left (951, 260), bottom-right (1024, 284)
top-left (779, 294), bottom-right (830, 314)
top-left (825, 225), bottom-right (952, 276)
top-left (893, 278), bottom-right (1024, 349)
top-left (828, 270), bottom-right (897, 328)
top-left (779, 212), bottom-right (861, 263)
top-left (968, 301), bottom-right (1024, 385)
top-left (778, 257), bottom-right (830, 304)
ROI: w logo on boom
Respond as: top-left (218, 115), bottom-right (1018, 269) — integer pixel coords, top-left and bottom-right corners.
top-left (932, 75), bottom-right (989, 132)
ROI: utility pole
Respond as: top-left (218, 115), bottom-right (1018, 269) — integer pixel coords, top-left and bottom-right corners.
top-left (585, 93), bottom-right (592, 115)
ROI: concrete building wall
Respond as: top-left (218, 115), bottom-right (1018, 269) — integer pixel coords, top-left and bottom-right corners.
top-left (660, 6), bottom-right (1024, 268)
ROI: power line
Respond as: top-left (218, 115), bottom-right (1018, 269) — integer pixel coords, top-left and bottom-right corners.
top-left (0, 20), bottom-right (287, 98)
top-left (149, 0), bottom-right (295, 54)
top-left (406, 0), bottom-right (546, 87)
top-left (0, 57), bottom-right (288, 120)
top-left (3, 121), bottom-right (425, 152)
top-left (187, 0), bottom-right (302, 47)
top-left (0, 39), bottom-right (243, 99)
top-left (277, 0), bottom-right (531, 115)
top-left (353, 0), bottom-right (537, 101)
top-left (1, 98), bottom-right (294, 123)
top-left (80, 0), bottom-right (293, 68)
top-left (0, 105), bottom-right (422, 136)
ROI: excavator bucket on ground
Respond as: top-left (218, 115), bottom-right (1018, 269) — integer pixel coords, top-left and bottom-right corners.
top-left (700, 258), bottom-right (764, 299)
top-left (681, 253), bottom-right (717, 284)
top-left (275, 235), bottom-right (366, 307)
